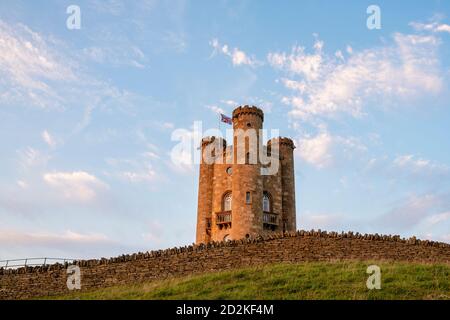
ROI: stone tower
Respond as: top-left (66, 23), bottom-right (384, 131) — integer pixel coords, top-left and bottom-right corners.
top-left (196, 105), bottom-right (296, 244)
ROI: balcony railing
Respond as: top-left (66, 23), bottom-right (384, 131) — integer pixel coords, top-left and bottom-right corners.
top-left (263, 212), bottom-right (278, 225)
top-left (216, 211), bottom-right (232, 225)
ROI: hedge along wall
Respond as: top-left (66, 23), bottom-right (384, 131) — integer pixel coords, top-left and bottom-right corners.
top-left (1, 230), bottom-right (450, 300)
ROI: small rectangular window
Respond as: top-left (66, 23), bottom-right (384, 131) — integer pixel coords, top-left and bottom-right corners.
top-left (246, 192), bottom-right (251, 204)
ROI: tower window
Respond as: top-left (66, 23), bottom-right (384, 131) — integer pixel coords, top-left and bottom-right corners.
top-left (246, 191), bottom-right (251, 204)
top-left (226, 167), bottom-right (232, 175)
top-left (223, 192), bottom-right (232, 211)
top-left (263, 192), bottom-right (271, 212)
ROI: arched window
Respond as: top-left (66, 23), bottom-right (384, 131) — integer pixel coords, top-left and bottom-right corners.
top-left (223, 192), bottom-right (232, 211)
top-left (263, 192), bottom-right (271, 212)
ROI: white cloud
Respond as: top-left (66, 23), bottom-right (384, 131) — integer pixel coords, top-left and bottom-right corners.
top-left (393, 154), bottom-right (450, 177)
top-left (0, 228), bottom-right (126, 259)
top-left (425, 211), bottom-right (450, 226)
top-left (364, 154), bottom-right (450, 189)
top-left (206, 105), bottom-right (225, 115)
top-left (0, 20), bottom-right (77, 109)
top-left (346, 45), bottom-right (353, 54)
top-left (271, 32), bottom-right (443, 121)
top-left (0, 18), bottom-right (140, 131)
top-left (170, 148), bottom-right (195, 173)
top-left (117, 167), bottom-right (157, 183)
top-left (43, 171), bottom-right (109, 202)
top-left (245, 96), bottom-right (274, 113)
top-left (296, 130), bottom-right (366, 168)
top-left (143, 151), bottom-right (160, 160)
top-left (41, 130), bottom-right (57, 148)
top-left (163, 31), bottom-right (187, 53)
top-left (297, 132), bottom-right (333, 168)
top-left (220, 100), bottom-right (238, 106)
top-left (410, 21), bottom-right (450, 33)
top-left (153, 121), bottom-right (175, 131)
top-left (16, 180), bottom-right (28, 189)
top-left (82, 45), bottom-right (148, 68)
top-left (0, 229), bottom-right (110, 246)
top-left (105, 153), bottom-right (160, 184)
top-left (91, 0), bottom-right (125, 15)
top-left (268, 39), bottom-right (324, 80)
top-left (280, 78), bottom-right (306, 93)
top-left (210, 38), bottom-right (258, 67)
top-left (18, 147), bottom-right (50, 168)
top-left (378, 193), bottom-right (449, 230)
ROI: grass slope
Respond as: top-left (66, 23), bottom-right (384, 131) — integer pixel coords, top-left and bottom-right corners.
top-left (53, 261), bottom-right (450, 300)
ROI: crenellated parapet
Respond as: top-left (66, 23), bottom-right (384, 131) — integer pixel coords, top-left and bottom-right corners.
top-left (232, 105), bottom-right (264, 122)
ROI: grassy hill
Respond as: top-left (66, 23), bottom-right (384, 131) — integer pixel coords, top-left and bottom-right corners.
top-left (51, 261), bottom-right (450, 300)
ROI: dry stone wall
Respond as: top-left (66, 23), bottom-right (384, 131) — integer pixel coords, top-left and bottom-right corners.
top-left (1, 230), bottom-right (450, 300)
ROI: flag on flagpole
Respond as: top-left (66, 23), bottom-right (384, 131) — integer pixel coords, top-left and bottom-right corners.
top-left (220, 114), bottom-right (232, 125)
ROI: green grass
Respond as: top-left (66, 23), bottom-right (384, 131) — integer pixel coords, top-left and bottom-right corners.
top-left (50, 261), bottom-right (450, 300)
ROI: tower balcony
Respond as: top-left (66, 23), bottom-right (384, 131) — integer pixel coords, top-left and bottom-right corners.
top-left (216, 211), bottom-right (232, 229)
top-left (263, 212), bottom-right (278, 226)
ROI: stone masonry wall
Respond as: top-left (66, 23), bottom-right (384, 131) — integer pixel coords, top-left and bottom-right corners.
top-left (1, 230), bottom-right (450, 300)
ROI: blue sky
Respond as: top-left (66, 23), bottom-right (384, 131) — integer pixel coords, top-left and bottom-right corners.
top-left (1, 0), bottom-right (450, 260)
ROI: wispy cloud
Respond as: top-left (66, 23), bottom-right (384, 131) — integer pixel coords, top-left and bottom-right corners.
top-left (0, 20), bottom-right (77, 109)
top-left (424, 211), bottom-right (450, 227)
top-left (82, 45), bottom-right (148, 68)
top-left (18, 147), bottom-right (51, 168)
top-left (268, 38), bottom-right (324, 81)
top-left (0, 229), bottom-right (110, 246)
top-left (410, 20), bottom-right (450, 34)
top-left (90, 0), bottom-right (125, 16)
top-left (296, 129), bottom-right (366, 169)
top-left (205, 104), bottom-right (225, 115)
top-left (0, 228), bottom-right (133, 260)
top-left (366, 154), bottom-right (450, 184)
top-left (210, 38), bottom-right (258, 67)
top-left (105, 150), bottom-right (161, 184)
top-left (41, 130), bottom-right (58, 148)
top-left (393, 154), bottom-right (450, 177)
top-left (0, 18), bottom-right (143, 140)
top-left (43, 171), bottom-right (109, 202)
top-left (377, 193), bottom-right (450, 231)
top-left (271, 32), bottom-right (444, 121)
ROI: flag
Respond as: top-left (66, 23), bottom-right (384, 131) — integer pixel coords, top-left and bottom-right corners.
top-left (221, 114), bottom-right (232, 125)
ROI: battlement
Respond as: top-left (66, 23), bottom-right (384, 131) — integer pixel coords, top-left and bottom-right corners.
top-left (232, 105), bottom-right (264, 122)
top-left (268, 137), bottom-right (296, 149)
